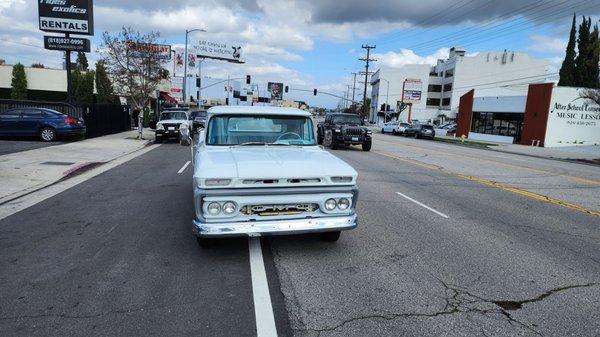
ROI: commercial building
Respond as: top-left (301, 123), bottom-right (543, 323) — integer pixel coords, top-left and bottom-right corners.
top-left (457, 83), bottom-right (600, 147)
top-left (370, 47), bottom-right (551, 124)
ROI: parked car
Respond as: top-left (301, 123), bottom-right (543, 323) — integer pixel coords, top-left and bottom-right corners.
top-left (381, 121), bottom-right (398, 134)
top-left (155, 110), bottom-right (189, 143)
top-left (180, 106), bottom-right (359, 247)
top-left (188, 110), bottom-right (207, 132)
top-left (0, 107), bottom-right (85, 142)
top-left (317, 113), bottom-right (372, 151)
top-left (405, 124), bottom-right (436, 139)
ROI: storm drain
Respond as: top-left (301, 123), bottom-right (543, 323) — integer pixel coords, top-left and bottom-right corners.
top-left (41, 161), bottom-right (75, 166)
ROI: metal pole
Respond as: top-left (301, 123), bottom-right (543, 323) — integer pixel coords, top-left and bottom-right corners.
top-left (197, 58), bottom-right (203, 102)
top-left (65, 33), bottom-right (72, 103)
top-left (183, 30), bottom-right (188, 103)
top-left (352, 72), bottom-right (357, 103)
top-left (227, 75), bottom-right (230, 105)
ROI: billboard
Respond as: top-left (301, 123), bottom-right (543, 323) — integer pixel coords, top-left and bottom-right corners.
top-left (44, 36), bottom-right (90, 52)
top-left (268, 82), bottom-right (283, 100)
top-left (38, 0), bottom-right (94, 35)
top-left (190, 40), bottom-right (244, 63)
top-left (170, 77), bottom-right (183, 101)
top-left (402, 79), bottom-right (422, 102)
top-left (127, 43), bottom-right (172, 60)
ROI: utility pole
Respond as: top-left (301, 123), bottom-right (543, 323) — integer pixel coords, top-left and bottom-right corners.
top-left (351, 72), bottom-right (358, 103)
top-left (359, 44), bottom-right (376, 118)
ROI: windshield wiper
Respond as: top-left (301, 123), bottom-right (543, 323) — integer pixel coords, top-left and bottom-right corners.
top-left (233, 142), bottom-right (268, 147)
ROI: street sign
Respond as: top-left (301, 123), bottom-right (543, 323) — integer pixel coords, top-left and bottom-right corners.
top-left (38, 0), bottom-right (94, 35)
top-left (44, 36), bottom-right (90, 52)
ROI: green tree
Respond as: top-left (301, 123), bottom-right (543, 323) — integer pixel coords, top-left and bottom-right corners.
top-left (574, 16), bottom-right (590, 86)
top-left (95, 61), bottom-right (116, 103)
top-left (10, 63), bottom-right (28, 99)
top-left (76, 52), bottom-right (89, 70)
top-left (72, 68), bottom-right (94, 103)
top-left (558, 14), bottom-right (577, 86)
top-left (585, 24), bottom-right (599, 88)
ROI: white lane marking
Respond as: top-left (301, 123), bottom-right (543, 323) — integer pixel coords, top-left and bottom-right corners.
top-left (248, 237), bottom-right (278, 337)
top-left (395, 191), bottom-right (449, 219)
top-left (177, 160), bottom-right (191, 174)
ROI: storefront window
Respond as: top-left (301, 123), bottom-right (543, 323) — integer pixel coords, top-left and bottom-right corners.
top-left (471, 112), bottom-right (523, 141)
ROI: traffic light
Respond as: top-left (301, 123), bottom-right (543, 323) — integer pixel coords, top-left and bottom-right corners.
top-left (285, 86), bottom-right (289, 93)
top-left (246, 75), bottom-right (251, 84)
top-left (196, 77), bottom-right (201, 87)
top-left (313, 89), bottom-right (317, 96)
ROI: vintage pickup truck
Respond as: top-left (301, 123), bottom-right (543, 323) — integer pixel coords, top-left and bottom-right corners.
top-left (179, 106), bottom-right (359, 247)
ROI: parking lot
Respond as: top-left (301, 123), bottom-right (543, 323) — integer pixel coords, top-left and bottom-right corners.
top-left (1, 133), bottom-right (599, 337)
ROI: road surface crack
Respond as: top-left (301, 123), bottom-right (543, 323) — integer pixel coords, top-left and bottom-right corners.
top-left (304, 276), bottom-right (598, 336)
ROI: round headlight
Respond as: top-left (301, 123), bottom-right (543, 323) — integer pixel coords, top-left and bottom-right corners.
top-left (222, 201), bottom-right (237, 215)
top-left (338, 198), bottom-right (350, 210)
top-left (324, 198), bottom-right (337, 211)
top-left (207, 202), bottom-right (221, 215)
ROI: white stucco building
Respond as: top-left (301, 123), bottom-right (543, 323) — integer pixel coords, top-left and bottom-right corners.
top-left (370, 47), bottom-right (551, 124)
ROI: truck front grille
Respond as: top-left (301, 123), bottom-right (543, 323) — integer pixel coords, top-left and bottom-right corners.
top-left (241, 203), bottom-right (319, 216)
top-left (344, 127), bottom-right (363, 136)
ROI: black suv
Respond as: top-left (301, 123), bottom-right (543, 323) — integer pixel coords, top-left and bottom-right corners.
top-left (317, 113), bottom-right (372, 151)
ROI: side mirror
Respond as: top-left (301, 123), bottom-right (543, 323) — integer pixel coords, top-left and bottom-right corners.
top-left (179, 124), bottom-right (192, 146)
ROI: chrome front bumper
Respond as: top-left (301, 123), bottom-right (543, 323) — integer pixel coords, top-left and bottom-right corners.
top-left (193, 214), bottom-right (357, 238)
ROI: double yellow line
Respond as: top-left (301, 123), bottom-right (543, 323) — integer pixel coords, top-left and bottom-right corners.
top-left (373, 150), bottom-right (600, 218)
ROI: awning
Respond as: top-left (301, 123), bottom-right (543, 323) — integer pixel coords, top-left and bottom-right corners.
top-left (159, 92), bottom-right (178, 104)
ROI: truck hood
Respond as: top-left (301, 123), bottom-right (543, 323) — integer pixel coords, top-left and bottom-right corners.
top-left (157, 119), bottom-right (187, 125)
top-left (194, 146), bottom-right (358, 188)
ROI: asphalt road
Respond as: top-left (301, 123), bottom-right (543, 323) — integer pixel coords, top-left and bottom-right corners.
top-left (1, 135), bottom-right (599, 336)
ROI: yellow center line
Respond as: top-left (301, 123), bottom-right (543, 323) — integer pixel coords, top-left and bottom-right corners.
top-left (375, 137), bottom-right (600, 186)
top-left (372, 150), bottom-right (600, 218)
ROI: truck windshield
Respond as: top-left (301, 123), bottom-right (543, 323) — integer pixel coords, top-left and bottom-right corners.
top-left (160, 111), bottom-right (187, 120)
top-left (206, 114), bottom-right (316, 146)
top-left (332, 115), bottom-right (361, 125)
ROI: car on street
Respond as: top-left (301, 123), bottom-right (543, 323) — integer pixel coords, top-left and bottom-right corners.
top-left (155, 110), bottom-right (189, 143)
top-left (381, 121), bottom-right (398, 134)
top-left (188, 110), bottom-right (207, 132)
top-left (180, 106), bottom-right (359, 246)
top-left (0, 107), bottom-right (85, 142)
top-left (316, 113), bottom-right (372, 151)
top-left (405, 124), bottom-right (436, 139)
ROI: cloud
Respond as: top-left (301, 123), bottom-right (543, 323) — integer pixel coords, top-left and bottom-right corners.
top-left (299, 0), bottom-right (600, 26)
top-left (528, 35), bottom-right (566, 54)
top-left (374, 48), bottom-right (449, 69)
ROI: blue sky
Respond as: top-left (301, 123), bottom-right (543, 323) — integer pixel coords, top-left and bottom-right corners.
top-left (1, 0), bottom-right (598, 108)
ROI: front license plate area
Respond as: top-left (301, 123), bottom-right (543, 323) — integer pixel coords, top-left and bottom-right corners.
top-left (352, 137), bottom-right (359, 141)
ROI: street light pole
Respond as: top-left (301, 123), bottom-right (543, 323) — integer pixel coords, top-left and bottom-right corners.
top-left (183, 28), bottom-right (206, 104)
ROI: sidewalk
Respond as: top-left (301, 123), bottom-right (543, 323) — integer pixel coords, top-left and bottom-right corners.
top-left (0, 129), bottom-right (154, 204)
top-left (434, 135), bottom-right (600, 161)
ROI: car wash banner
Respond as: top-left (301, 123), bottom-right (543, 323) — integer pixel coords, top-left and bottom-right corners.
top-left (38, 0), bottom-right (94, 35)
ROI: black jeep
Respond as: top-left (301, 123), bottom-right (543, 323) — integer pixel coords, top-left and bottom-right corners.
top-left (317, 113), bottom-right (372, 151)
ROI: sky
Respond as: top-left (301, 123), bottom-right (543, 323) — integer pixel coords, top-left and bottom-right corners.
top-left (1, 0), bottom-right (599, 108)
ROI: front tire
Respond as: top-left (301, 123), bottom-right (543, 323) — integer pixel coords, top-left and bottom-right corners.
top-left (321, 231), bottom-right (341, 242)
top-left (362, 141), bottom-right (372, 151)
top-left (39, 127), bottom-right (56, 142)
top-left (155, 135), bottom-right (163, 143)
top-left (330, 140), bottom-right (339, 150)
top-left (381, 128), bottom-right (385, 134)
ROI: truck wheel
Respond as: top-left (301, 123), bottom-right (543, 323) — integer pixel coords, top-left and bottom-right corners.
top-left (330, 140), bottom-right (338, 150)
top-left (414, 133), bottom-right (419, 139)
top-left (381, 128), bottom-right (385, 134)
top-left (362, 141), bottom-right (372, 151)
top-left (155, 136), bottom-right (163, 143)
top-left (320, 231), bottom-right (341, 242)
top-left (317, 135), bottom-right (323, 145)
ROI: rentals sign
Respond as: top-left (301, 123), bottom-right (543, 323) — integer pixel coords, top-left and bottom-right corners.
top-left (38, 0), bottom-right (94, 35)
